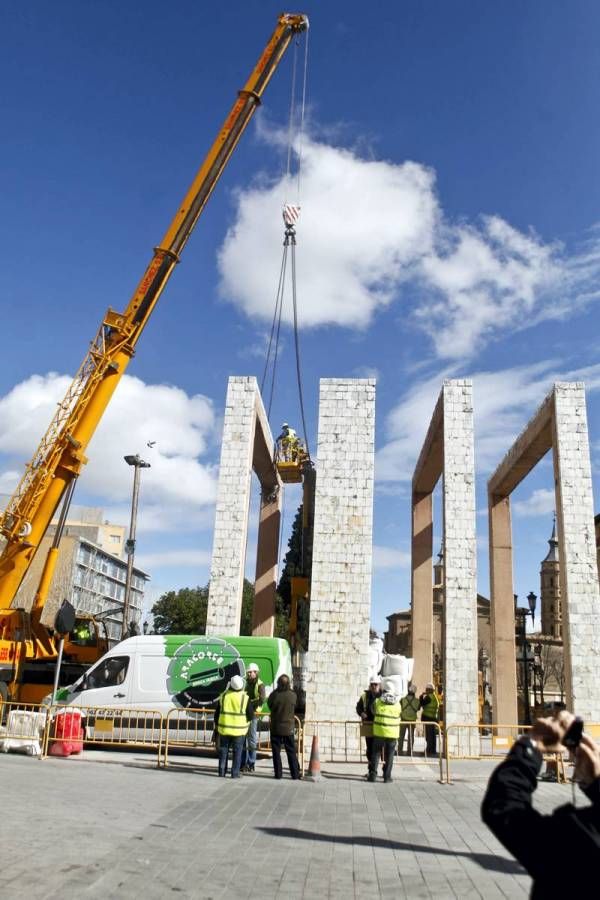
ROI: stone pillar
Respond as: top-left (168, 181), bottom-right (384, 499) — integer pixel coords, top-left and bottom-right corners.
top-left (304, 379), bottom-right (375, 759)
top-left (488, 495), bottom-right (518, 727)
top-left (251, 488), bottom-right (282, 637)
top-left (411, 491), bottom-right (433, 691)
top-left (441, 381), bottom-right (479, 752)
top-left (206, 378), bottom-right (257, 634)
top-left (552, 383), bottom-right (600, 720)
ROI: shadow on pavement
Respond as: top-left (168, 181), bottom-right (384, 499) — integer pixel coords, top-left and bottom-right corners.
top-left (256, 826), bottom-right (524, 875)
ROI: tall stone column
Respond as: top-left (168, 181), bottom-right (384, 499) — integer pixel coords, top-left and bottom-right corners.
top-left (552, 383), bottom-right (600, 720)
top-left (488, 495), bottom-right (518, 727)
top-left (442, 381), bottom-right (479, 752)
top-left (411, 491), bottom-right (433, 690)
top-left (304, 379), bottom-right (375, 758)
top-left (252, 488), bottom-right (282, 637)
top-left (206, 377), bottom-right (257, 635)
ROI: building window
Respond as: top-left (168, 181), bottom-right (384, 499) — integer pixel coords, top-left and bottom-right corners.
top-left (109, 534), bottom-right (120, 544)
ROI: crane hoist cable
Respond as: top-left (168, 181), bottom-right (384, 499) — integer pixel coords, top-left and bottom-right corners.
top-left (260, 214), bottom-right (310, 460)
top-left (261, 30), bottom-right (311, 459)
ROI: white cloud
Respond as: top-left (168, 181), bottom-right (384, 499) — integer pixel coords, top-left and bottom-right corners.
top-left (376, 359), bottom-right (600, 483)
top-left (218, 136), bottom-right (437, 330)
top-left (373, 545), bottom-right (411, 569)
top-left (217, 132), bottom-right (600, 359)
top-left (513, 488), bottom-right (556, 518)
top-left (0, 373), bottom-right (218, 531)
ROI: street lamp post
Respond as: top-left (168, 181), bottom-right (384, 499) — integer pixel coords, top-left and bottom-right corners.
top-left (122, 454), bottom-right (151, 639)
top-left (514, 592), bottom-right (537, 725)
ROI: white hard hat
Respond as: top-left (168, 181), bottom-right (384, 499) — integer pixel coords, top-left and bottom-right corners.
top-left (382, 679), bottom-right (396, 693)
top-left (369, 675), bottom-right (381, 685)
top-left (247, 663), bottom-right (259, 673)
top-left (230, 675), bottom-right (244, 691)
top-left (425, 682), bottom-right (435, 691)
top-left (282, 422), bottom-right (289, 428)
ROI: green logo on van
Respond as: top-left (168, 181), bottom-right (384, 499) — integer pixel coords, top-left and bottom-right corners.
top-left (166, 637), bottom-right (246, 708)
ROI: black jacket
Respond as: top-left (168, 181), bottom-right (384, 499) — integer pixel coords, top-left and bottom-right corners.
top-left (481, 738), bottom-right (600, 897)
top-left (356, 689), bottom-right (379, 721)
top-left (267, 688), bottom-right (298, 736)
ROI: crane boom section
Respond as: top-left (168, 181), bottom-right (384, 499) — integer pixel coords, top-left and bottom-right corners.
top-left (0, 13), bottom-right (308, 607)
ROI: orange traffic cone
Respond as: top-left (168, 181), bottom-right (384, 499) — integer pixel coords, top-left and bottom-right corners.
top-left (306, 734), bottom-right (322, 781)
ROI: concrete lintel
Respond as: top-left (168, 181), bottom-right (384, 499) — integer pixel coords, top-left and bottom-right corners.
top-left (412, 392), bottom-right (443, 494)
top-left (488, 390), bottom-right (554, 498)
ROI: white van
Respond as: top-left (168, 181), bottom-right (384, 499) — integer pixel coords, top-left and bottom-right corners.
top-left (52, 634), bottom-right (292, 713)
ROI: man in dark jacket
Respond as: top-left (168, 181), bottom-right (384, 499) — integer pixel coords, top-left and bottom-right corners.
top-left (356, 676), bottom-right (382, 775)
top-left (481, 711), bottom-right (600, 897)
top-left (267, 674), bottom-right (300, 780)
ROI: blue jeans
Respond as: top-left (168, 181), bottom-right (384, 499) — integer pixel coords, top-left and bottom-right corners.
top-left (241, 717), bottom-right (258, 767)
top-left (218, 734), bottom-right (245, 777)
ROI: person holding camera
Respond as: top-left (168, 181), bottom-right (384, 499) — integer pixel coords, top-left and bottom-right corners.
top-left (481, 711), bottom-right (600, 897)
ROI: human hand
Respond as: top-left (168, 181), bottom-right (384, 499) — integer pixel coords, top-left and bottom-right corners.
top-left (574, 733), bottom-right (600, 787)
top-left (530, 711), bottom-right (575, 751)
top-left (360, 713), bottom-right (367, 721)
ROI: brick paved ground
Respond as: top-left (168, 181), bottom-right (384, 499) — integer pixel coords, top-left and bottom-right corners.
top-left (0, 751), bottom-right (573, 899)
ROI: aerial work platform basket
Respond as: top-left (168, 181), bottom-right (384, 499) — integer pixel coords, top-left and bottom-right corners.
top-left (275, 425), bottom-right (308, 483)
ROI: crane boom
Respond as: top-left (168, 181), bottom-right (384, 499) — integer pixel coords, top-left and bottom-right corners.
top-left (0, 13), bottom-right (308, 607)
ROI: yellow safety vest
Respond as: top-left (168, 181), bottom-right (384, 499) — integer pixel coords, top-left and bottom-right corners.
top-left (373, 698), bottom-right (402, 739)
top-left (400, 694), bottom-right (420, 722)
top-left (217, 690), bottom-right (250, 737)
top-left (246, 678), bottom-right (264, 708)
top-left (421, 692), bottom-right (440, 720)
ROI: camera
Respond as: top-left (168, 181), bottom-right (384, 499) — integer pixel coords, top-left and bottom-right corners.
top-left (562, 716), bottom-right (584, 749)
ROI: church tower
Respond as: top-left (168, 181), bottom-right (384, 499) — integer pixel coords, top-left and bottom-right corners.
top-left (540, 517), bottom-right (562, 640)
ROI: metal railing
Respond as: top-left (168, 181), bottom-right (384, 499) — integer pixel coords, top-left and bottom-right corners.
top-left (0, 700), bottom-right (49, 758)
top-left (163, 709), bottom-right (303, 768)
top-left (43, 705), bottom-right (164, 765)
top-left (301, 719), bottom-right (444, 782)
top-left (444, 723), bottom-right (571, 784)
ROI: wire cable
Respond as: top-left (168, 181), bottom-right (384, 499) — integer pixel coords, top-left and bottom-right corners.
top-left (260, 243), bottom-right (288, 395)
top-left (296, 26), bottom-right (310, 201)
top-left (290, 234), bottom-right (311, 458)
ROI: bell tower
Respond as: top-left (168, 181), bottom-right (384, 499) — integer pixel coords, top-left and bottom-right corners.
top-left (540, 516), bottom-right (562, 640)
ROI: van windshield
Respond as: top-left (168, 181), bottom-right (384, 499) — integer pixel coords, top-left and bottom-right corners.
top-left (86, 656), bottom-right (129, 690)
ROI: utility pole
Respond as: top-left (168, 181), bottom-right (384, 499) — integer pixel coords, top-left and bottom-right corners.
top-left (122, 454), bottom-right (150, 639)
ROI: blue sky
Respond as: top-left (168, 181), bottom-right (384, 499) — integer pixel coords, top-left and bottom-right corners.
top-left (2, 1), bottom-right (600, 633)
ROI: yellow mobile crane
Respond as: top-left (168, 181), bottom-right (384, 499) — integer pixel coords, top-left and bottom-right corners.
top-left (0, 13), bottom-right (309, 704)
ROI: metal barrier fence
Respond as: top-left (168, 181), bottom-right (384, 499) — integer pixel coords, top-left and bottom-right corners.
top-left (301, 719), bottom-right (444, 781)
top-left (43, 705), bottom-right (164, 766)
top-left (163, 709), bottom-right (303, 768)
top-left (0, 700), bottom-right (49, 758)
top-left (444, 723), bottom-right (572, 784)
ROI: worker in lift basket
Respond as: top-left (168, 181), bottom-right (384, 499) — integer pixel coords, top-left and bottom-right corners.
top-left (276, 423), bottom-right (300, 463)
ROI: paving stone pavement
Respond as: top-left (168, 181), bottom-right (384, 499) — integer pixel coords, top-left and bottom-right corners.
top-left (0, 752), bottom-right (574, 899)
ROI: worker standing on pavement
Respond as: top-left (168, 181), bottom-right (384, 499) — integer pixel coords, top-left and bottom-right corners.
top-left (356, 676), bottom-right (382, 775)
top-left (419, 682), bottom-right (440, 757)
top-left (399, 684), bottom-right (420, 755)
top-left (267, 674), bottom-right (301, 779)
top-left (241, 662), bottom-right (266, 773)
top-left (214, 675), bottom-right (254, 778)
top-left (368, 681), bottom-right (402, 783)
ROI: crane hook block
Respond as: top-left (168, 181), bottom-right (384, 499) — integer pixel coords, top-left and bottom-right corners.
top-left (282, 204), bottom-right (301, 227)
